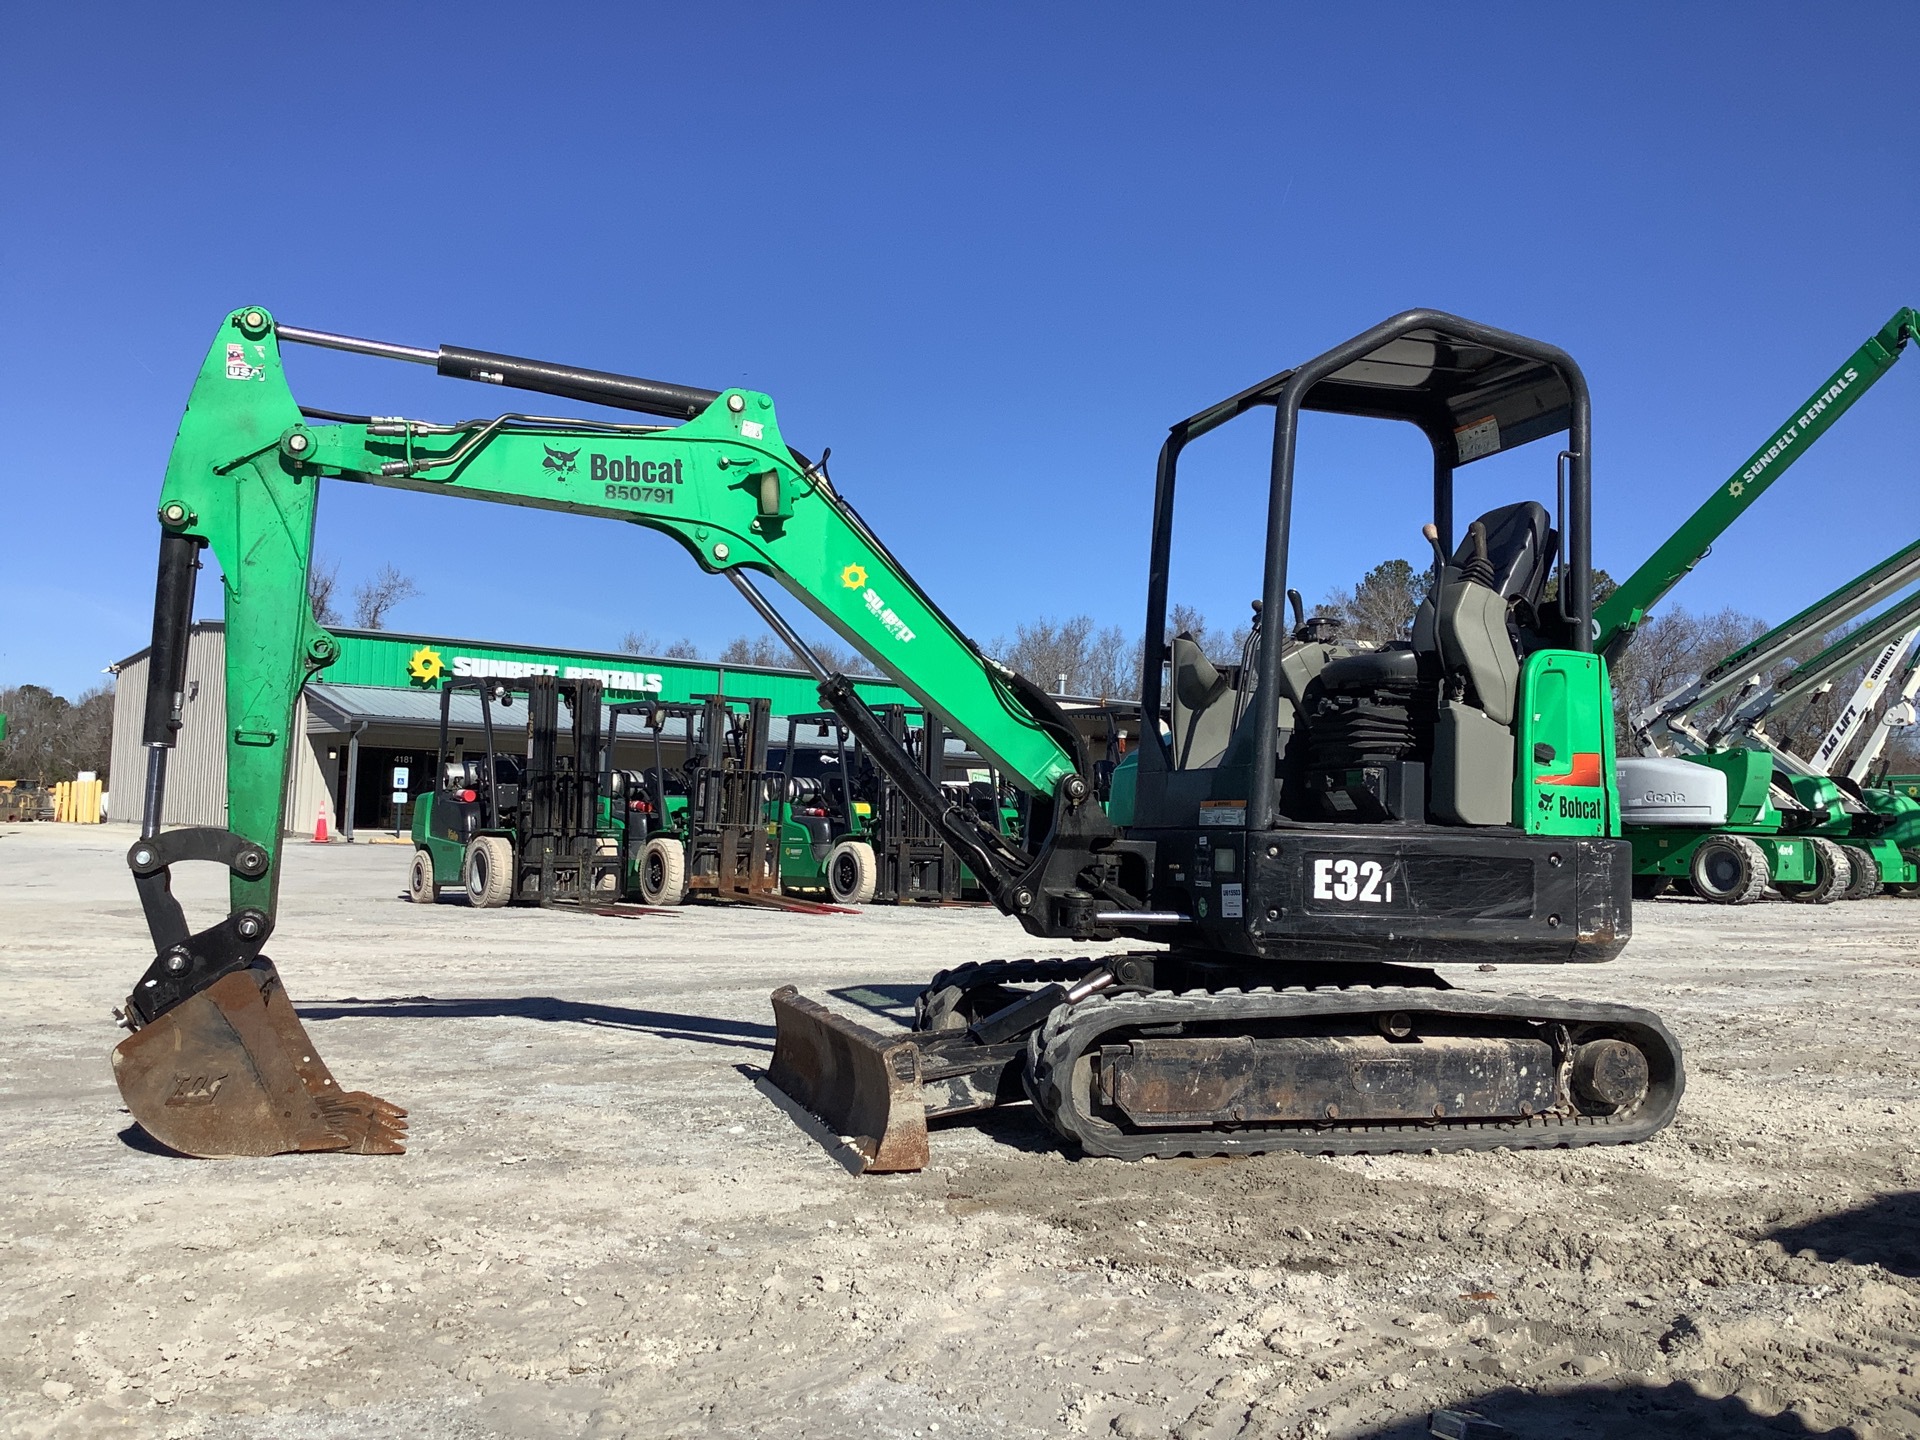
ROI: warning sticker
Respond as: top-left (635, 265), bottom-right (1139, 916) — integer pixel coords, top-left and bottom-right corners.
top-left (1220, 883), bottom-right (1243, 918)
top-left (1198, 800), bottom-right (1246, 827)
top-left (1454, 415), bottom-right (1501, 462)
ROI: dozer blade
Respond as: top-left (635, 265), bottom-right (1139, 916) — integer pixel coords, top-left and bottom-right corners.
top-left (768, 986), bottom-right (928, 1173)
top-left (113, 960), bottom-right (407, 1158)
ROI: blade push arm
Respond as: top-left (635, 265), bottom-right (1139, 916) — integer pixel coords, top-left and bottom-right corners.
top-left (1596, 309), bottom-right (1918, 658)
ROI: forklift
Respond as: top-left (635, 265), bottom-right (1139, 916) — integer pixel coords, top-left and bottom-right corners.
top-left (772, 707), bottom-right (987, 904)
top-left (408, 675), bottom-right (625, 906)
top-left (624, 694), bottom-right (785, 906)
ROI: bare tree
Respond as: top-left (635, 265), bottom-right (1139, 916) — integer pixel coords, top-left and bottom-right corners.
top-left (619, 629), bottom-right (701, 660)
top-left (308, 558), bottom-right (342, 626)
top-left (1609, 605), bottom-right (1770, 746)
top-left (352, 565), bottom-right (420, 630)
top-left (719, 634), bottom-right (790, 667)
top-left (1318, 558), bottom-right (1431, 646)
top-left (0, 684), bottom-right (114, 782)
top-left (1166, 604), bottom-right (1250, 667)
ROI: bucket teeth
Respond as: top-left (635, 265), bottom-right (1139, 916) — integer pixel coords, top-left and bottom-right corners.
top-left (113, 960), bottom-right (406, 1158)
top-left (315, 1091), bottom-right (410, 1155)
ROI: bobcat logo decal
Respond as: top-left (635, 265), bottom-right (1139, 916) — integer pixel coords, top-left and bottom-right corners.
top-left (543, 445), bottom-right (580, 479)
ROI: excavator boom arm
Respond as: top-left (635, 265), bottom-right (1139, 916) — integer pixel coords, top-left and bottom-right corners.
top-left (151, 309), bottom-right (1080, 922)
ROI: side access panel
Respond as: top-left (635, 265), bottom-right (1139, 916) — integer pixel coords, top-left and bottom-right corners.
top-left (1514, 650), bottom-right (1615, 837)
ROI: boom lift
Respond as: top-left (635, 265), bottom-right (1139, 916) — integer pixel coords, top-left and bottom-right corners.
top-left (1712, 596), bottom-right (1920, 897)
top-left (116, 306), bottom-right (1682, 1167)
top-left (1807, 625), bottom-right (1920, 778)
top-left (1846, 639), bottom-right (1920, 785)
top-left (1594, 309), bottom-right (1919, 658)
top-left (1620, 552), bottom-right (1920, 902)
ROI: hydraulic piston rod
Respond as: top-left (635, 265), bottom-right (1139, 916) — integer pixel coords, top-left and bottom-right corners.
top-left (276, 321), bottom-right (720, 420)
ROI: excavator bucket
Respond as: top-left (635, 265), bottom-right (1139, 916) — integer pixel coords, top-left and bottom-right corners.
top-left (767, 986), bottom-right (928, 1172)
top-left (113, 960), bottom-right (407, 1158)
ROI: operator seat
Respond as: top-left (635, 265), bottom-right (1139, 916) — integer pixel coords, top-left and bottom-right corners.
top-left (1411, 500), bottom-right (1555, 727)
top-left (1416, 500), bottom-right (1555, 826)
top-left (1169, 634), bottom-right (1234, 770)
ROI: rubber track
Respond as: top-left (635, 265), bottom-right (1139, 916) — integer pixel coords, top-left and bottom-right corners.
top-left (1023, 986), bottom-right (1685, 1160)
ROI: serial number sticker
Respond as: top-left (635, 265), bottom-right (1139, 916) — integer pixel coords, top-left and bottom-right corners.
top-left (606, 484), bottom-right (674, 504)
top-left (1310, 856), bottom-right (1393, 904)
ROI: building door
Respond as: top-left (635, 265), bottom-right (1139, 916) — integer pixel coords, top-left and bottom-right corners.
top-left (352, 747), bottom-right (431, 833)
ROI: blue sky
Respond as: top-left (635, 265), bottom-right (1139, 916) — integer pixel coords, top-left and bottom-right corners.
top-left (3, 4), bottom-right (1915, 697)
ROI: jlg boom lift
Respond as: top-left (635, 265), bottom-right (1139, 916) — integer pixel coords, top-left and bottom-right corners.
top-left (117, 306), bottom-right (1683, 1165)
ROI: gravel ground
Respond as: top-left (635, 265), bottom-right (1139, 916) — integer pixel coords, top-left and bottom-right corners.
top-left (4, 821), bottom-right (1920, 1439)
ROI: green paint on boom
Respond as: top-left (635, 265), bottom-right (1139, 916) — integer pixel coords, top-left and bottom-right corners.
top-left (1595, 308), bottom-right (1918, 657)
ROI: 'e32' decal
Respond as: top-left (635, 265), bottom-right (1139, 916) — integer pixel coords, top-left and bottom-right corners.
top-left (1310, 857), bottom-right (1392, 903)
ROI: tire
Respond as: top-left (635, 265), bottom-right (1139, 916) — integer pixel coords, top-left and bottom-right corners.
top-left (407, 849), bottom-right (440, 905)
top-left (1842, 844), bottom-right (1883, 900)
top-left (825, 840), bottom-right (878, 905)
top-left (463, 835), bottom-right (515, 908)
top-left (638, 837), bottom-right (687, 906)
top-left (1689, 835), bottom-right (1768, 905)
top-left (1779, 836), bottom-right (1850, 905)
top-left (1631, 874), bottom-right (1672, 902)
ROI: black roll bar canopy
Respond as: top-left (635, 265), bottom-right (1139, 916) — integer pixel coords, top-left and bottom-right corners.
top-left (1137, 309), bottom-right (1594, 828)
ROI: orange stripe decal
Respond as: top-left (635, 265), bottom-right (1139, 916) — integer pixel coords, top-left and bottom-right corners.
top-left (1535, 752), bottom-right (1603, 787)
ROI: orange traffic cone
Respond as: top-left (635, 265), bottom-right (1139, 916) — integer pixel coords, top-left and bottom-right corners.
top-left (311, 810), bottom-right (330, 844)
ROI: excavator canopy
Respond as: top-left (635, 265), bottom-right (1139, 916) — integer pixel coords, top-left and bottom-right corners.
top-left (1187, 322), bottom-right (1577, 466)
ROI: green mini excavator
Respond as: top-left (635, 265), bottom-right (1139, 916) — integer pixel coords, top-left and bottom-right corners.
top-left (116, 306), bottom-right (1680, 1166)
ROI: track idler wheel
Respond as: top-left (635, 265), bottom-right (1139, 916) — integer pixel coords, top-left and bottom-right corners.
top-left (113, 960), bottom-right (408, 1157)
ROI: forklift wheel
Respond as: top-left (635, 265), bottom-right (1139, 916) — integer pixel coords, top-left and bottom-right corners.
top-left (826, 840), bottom-right (878, 905)
top-left (639, 837), bottom-right (687, 906)
top-left (407, 849), bottom-right (440, 905)
top-left (464, 836), bottom-right (515, 909)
